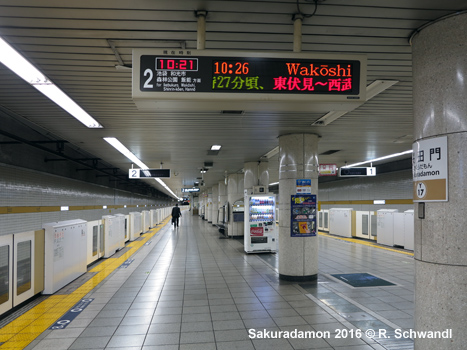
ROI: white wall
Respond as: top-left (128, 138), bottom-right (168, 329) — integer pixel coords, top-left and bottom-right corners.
top-left (0, 163), bottom-right (168, 236)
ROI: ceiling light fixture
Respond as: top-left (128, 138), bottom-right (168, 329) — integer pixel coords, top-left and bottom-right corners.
top-left (103, 137), bottom-right (179, 199)
top-left (342, 149), bottom-right (413, 168)
top-left (312, 80), bottom-right (399, 126)
top-left (0, 37), bottom-right (103, 128)
top-left (211, 145), bottom-right (222, 151)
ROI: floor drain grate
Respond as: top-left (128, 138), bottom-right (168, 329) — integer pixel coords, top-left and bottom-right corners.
top-left (331, 273), bottom-right (396, 287)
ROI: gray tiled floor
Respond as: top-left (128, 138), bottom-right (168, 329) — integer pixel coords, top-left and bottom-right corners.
top-left (26, 214), bottom-right (414, 350)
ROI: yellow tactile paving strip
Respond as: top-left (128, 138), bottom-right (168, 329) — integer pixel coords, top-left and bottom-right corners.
top-left (0, 217), bottom-right (171, 350)
top-left (318, 231), bottom-right (414, 257)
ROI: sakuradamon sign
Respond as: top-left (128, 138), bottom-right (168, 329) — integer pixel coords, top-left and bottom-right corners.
top-left (412, 135), bottom-right (448, 202)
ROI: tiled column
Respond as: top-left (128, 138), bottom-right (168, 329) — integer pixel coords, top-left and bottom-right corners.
top-left (259, 161), bottom-right (269, 189)
top-left (412, 13), bottom-right (467, 350)
top-left (244, 161), bottom-right (259, 190)
top-left (218, 180), bottom-right (227, 211)
top-left (211, 184), bottom-right (219, 225)
top-left (278, 133), bottom-right (319, 281)
top-left (227, 173), bottom-right (244, 237)
top-left (206, 187), bottom-right (213, 223)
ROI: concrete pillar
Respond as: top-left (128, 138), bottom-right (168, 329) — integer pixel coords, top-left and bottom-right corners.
top-left (218, 180), bottom-right (227, 222)
top-left (206, 187), bottom-right (213, 223)
top-left (211, 185), bottom-right (219, 225)
top-left (244, 162), bottom-right (259, 189)
top-left (259, 161), bottom-right (269, 189)
top-left (227, 173), bottom-right (244, 237)
top-left (192, 194), bottom-right (199, 216)
top-left (200, 191), bottom-right (207, 219)
top-left (278, 134), bottom-right (319, 281)
top-left (245, 161), bottom-right (270, 192)
top-left (412, 13), bottom-right (467, 350)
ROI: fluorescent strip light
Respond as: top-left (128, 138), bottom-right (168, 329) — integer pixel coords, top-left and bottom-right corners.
top-left (34, 85), bottom-right (102, 128)
top-left (155, 178), bottom-right (179, 199)
top-left (60, 206), bottom-right (69, 211)
top-left (103, 205), bottom-right (107, 209)
top-left (374, 200), bottom-right (386, 205)
top-left (0, 37), bottom-right (102, 128)
top-left (269, 182), bottom-right (279, 186)
top-left (103, 137), bottom-right (148, 169)
top-left (211, 145), bottom-right (222, 151)
top-left (343, 150), bottom-right (413, 168)
top-left (103, 137), bottom-right (179, 200)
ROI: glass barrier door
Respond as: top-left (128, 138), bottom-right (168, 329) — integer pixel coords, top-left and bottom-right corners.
top-left (0, 234), bottom-right (13, 316)
top-left (13, 231), bottom-right (35, 307)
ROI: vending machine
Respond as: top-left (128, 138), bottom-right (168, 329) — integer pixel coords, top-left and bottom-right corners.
top-left (244, 190), bottom-right (277, 253)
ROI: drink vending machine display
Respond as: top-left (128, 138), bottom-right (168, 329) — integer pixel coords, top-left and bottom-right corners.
top-left (244, 194), bottom-right (277, 253)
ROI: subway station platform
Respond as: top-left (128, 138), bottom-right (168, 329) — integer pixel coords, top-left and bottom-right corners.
top-left (4, 214), bottom-right (414, 350)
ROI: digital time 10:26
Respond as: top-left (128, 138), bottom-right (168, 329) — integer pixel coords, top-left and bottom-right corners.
top-left (213, 61), bottom-right (250, 75)
top-left (212, 61), bottom-right (260, 90)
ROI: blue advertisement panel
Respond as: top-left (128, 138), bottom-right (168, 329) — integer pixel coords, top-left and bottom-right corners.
top-left (291, 195), bottom-right (317, 237)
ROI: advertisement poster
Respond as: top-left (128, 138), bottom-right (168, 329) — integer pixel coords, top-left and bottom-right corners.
top-left (319, 164), bottom-right (337, 176)
top-left (291, 195), bottom-right (317, 237)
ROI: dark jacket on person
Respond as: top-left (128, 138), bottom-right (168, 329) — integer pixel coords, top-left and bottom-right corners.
top-left (172, 206), bottom-right (181, 218)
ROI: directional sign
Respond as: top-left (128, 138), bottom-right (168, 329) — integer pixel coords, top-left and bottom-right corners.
top-left (182, 187), bottom-right (200, 193)
top-left (339, 167), bottom-right (376, 177)
top-left (129, 169), bottom-right (171, 178)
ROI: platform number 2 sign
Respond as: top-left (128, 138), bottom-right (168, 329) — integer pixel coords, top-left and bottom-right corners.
top-left (129, 169), bottom-right (140, 179)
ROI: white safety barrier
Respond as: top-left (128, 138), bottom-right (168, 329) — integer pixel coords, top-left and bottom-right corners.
top-left (43, 220), bottom-right (87, 294)
top-left (142, 210), bottom-right (150, 233)
top-left (102, 215), bottom-right (125, 258)
top-left (376, 209), bottom-right (399, 247)
top-left (129, 212), bottom-right (142, 241)
top-left (329, 208), bottom-right (354, 238)
top-left (114, 214), bottom-right (129, 242)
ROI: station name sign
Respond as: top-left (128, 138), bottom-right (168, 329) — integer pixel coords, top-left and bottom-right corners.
top-left (129, 169), bottom-right (171, 178)
top-left (132, 49), bottom-right (367, 107)
top-left (412, 135), bottom-right (448, 202)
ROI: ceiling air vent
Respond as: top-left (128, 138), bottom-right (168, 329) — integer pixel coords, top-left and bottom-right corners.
top-left (222, 110), bottom-right (244, 115)
top-left (319, 150), bottom-right (340, 155)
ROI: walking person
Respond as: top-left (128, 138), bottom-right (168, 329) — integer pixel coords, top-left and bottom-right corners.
top-left (171, 203), bottom-right (182, 228)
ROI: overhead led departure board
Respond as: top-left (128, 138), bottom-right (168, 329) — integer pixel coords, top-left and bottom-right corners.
top-left (140, 55), bottom-right (360, 95)
top-left (132, 49), bottom-right (367, 111)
